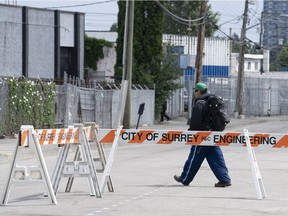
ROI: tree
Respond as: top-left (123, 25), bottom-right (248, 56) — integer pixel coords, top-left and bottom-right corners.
top-left (84, 34), bottom-right (113, 80)
top-left (116, 1), bottom-right (163, 82)
top-left (132, 1), bottom-right (163, 85)
top-left (154, 49), bottom-right (183, 113)
top-left (231, 33), bottom-right (262, 54)
top-left (163, 1), bottom-right (219, 36)
top-left (110, 22), bottom-right (117, 32)
top-left (114, 1), bottom-right (126, 81)
top-left (115, 1), bottom-right (182, 117)
top-left (84, 34), bottom-right (113, 71)
top-left (277, 43), bottom-right (288, 69)
top-left (232, 33), bottom-right (240, 53)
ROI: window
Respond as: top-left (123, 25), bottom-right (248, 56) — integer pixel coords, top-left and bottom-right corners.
top-left (248, 62), bottom-right (251, 70)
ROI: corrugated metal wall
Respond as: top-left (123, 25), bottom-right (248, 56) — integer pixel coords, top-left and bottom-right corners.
top-left (163, 34), bottom-right (230, 68)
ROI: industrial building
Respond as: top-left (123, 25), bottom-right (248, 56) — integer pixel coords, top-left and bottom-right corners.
top-left (263, 0), bottom-right (288, 68)
top-left (0, 3), bottom-right (85, 81)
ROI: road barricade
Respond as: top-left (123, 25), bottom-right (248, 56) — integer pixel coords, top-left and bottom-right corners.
top-left (97, 128), bottom-right (288, 200)
top-left (62, 123), bottom-right (119, 196)
top-left (0, 123), bottom-right (122, 205)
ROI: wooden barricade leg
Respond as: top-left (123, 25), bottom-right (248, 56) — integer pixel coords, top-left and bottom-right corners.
top-left (243, 129), bottom-right (267, 199)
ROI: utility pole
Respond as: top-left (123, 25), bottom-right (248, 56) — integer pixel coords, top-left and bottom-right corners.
top-left (235, 0), bottom-right (249, 118)
top-left (229, 28), bottom-right (232, 75)
top-left (122, 0), bottom-right (134, 129)
top-left (194, 0), bottom-right (207, 84)
top-left (189, 0), bottom-right (207, 126)
top-left (259, 12), bottom-right (263, 48)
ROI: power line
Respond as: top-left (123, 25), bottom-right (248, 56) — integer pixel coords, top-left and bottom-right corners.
top-left (0, 20), bottom-right (69, 30)
top-left (85, 12), bottom-right (117, 16)
top-left (211, 0), bottom-right (242, 18)
top-left (46, 0), bottom-right (116, 9)
top-left (154, 0), bottom-right (205, 24)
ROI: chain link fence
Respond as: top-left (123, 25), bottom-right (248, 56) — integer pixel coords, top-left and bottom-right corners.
top-left (55, 82), bottom-right (155, 129)
top-left (1, 75), bottom-right (288, 134)
top-left (173, 75), bottom-right (288, 118)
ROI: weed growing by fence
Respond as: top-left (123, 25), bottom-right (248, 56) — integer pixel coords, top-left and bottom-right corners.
top-left (3, 78), bottom-right (56, 135)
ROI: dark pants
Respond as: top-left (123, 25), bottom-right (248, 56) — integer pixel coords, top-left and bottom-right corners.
top-left (181, 146), bottom-right (231, 185)
top-left (160, 111), bottom-right (170, 121)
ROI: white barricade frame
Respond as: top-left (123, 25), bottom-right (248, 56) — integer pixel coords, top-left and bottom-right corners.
top-left (99, 125), bottom-right (122, 194)
top-left (50, 124), bottom-right (102, 198)
top-left (1, 123), bottom-right (122, 205)
top-left (1, 125), bottom-right (57, 205)
top-left (85, 122), bottom-right (115, 192)
top-left (63, 123), bottom-right (122, 196)
top-left (244, 129), bottom-right (267, 199)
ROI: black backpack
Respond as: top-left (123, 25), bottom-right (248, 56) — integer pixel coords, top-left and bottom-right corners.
top-left (206, 95), bottom-right (230, 131)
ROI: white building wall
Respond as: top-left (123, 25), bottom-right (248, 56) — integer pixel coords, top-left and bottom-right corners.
top-left (244, 58), bottom-right (261, 72)
top-left (96, 46), bottom-right (116, 82)
top-left (231, 52), bottom-right (270, 75)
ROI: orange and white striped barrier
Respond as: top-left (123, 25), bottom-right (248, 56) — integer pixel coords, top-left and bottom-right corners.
top-left (23, 128), bottom-right (79, 146)
top-left (97, 128), bottom-right (288, 200)
top-left (97, 129), bottom-right (288, 148)
top-left (19, 126), bottom-right (96, 146)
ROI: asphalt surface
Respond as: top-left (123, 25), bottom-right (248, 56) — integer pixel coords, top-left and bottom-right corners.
top-left (1, 115), bottom-right (288, 215)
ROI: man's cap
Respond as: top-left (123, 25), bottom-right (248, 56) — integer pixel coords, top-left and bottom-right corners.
top-left (195, 82), bottom-right (207, 91)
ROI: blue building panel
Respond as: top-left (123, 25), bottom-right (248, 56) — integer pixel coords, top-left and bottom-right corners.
top-left (202, 65), bottom-right (229, 77)
top-left (184, 65), bottom-right (229, 80)
top-left (185, 68), bottom-right (194, 76)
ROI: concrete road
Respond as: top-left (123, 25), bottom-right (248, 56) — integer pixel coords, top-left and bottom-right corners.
top-left (0, 116), bottom-right (288, 216)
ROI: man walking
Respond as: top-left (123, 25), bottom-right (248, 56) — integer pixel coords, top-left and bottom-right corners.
top-left (160, 100), bottom-right (170, 122)
top-left (174, 82), bottom-right (231, 187)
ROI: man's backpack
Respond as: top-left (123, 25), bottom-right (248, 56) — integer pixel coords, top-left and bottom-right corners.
top-left (206, 95), bottom-right (230, 131)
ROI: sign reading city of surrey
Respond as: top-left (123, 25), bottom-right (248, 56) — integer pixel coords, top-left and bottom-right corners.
top-left (97, 129), bottom-right (288, 148)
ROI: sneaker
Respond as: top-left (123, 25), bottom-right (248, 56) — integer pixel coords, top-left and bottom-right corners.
top-left (214, 182), bottom-right (232, 187)
top-left (174, 175), bottom-right (189, 186)
top-left (174, 175), bottom-right (182, 183)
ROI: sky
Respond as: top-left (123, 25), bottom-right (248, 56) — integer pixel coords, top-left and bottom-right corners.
top-left (0, 0), bottom-right (263, 43)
